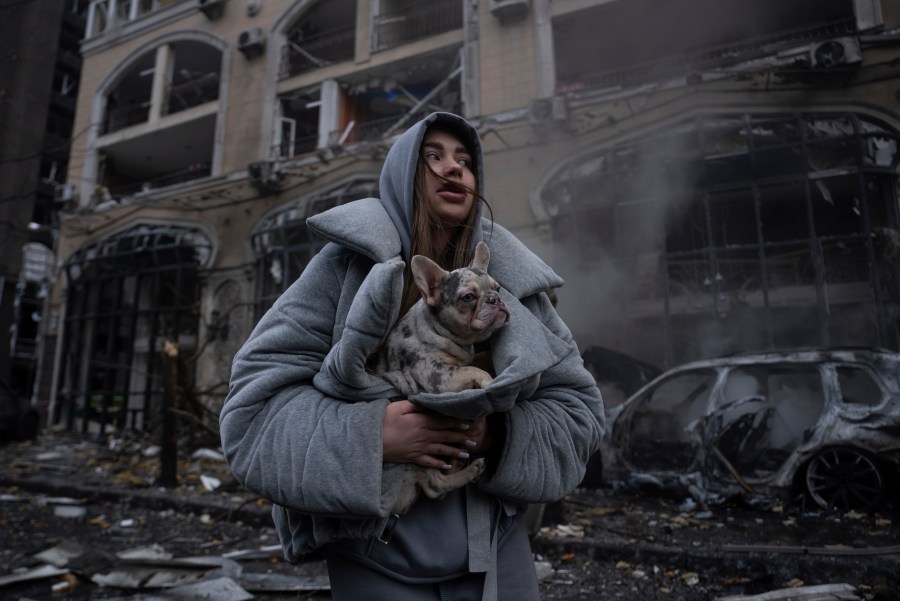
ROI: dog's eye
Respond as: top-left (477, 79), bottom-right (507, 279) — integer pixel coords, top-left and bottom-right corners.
top-left (461, 293), bottom-right (476, 303)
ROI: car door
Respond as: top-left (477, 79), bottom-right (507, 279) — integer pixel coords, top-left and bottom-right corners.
top-left (614, 368), bottom-right (718, 474)
top-left (704, 363), bottom-right (826, 484)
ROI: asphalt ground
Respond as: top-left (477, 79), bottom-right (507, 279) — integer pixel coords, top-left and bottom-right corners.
top-left (2, 432), bottom-right (899, 600)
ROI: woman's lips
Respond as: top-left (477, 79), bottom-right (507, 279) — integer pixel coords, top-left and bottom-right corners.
top-left (438, 187), bottom-right (467, 203)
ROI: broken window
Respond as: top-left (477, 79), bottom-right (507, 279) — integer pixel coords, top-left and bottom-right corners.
top-left (543, 112), bottom-right (900, 365)
top-left (553, 0), bottom-right (856, 92)
top-left (280, 0), bottom-right (357, 79)
top-left (711, 365), bottom-right (824, 479)
top-left (103, 50), bottom-right (154, 135)
top-left (623, 369), bottom-right (715, 471)
top-left (276, 88), bottom-right (322, 157)
top-left (372, 0), bottom-right (462, 52)
top-left (275, 48), bottom-right (462, 153)
top-left (836, 365), bottom-right (884, 406)
top-left (252, 177), bottom-right (378, 318)
top-left (97, 40), bottom-right (222, 198)
top-left (56, 225), bottom-right (211, 434)
top-left (165, 42), bottom-right (221, 115)
top-left (86, 0), bottom-right (185, 38)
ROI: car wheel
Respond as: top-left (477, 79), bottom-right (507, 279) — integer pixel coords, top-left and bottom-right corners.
top-left (804, 447), bottom-right (885, 512)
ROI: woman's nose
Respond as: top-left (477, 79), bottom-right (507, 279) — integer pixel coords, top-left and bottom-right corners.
top-left (442, 159), bottom-right (462, 178)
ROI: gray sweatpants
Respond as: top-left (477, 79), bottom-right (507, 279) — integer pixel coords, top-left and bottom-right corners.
top-left (324, 511), bottom-right (541, 601)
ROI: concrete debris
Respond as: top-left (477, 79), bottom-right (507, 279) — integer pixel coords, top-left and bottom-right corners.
top-left (100, 576), bottom-right (253, 601)
top-left (237, 571), bottom-right (331, 592)
top-left (191, 448), bottom-right (226, 462)
top-left (0, 564), bottom-right (69, 588)
top-left (32, 541), bottom-right (84, 567)
top-left (538, 523), bottom-right (585, 538)
top-left (199, 474), bottom-right (221, 491)
top-left (714, 582), bottom-right (860, 600)
top-left (221, 544), bottom-right (283, 560)
top-left (534, 560), bottom-right (554, 582)
top-left (117, 543), bottom-right (173, 561)
top-left (92, 556), bottom-right (241, 589)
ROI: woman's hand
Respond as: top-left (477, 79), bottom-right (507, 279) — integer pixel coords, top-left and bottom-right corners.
top-left (383, 401), bottom-right (484, 469)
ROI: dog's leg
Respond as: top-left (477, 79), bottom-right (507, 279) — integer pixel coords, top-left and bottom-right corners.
top-left (444, 367), bottom-right (493, 392)
top-left (392, 469), bottom-right (423, 515)
top-left (418, 458), bottom-right (486, 500)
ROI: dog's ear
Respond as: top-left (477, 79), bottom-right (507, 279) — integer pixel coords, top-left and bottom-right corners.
top-left (469, 241), bottom-right (490, 272)
top-left (411, 255), bottom-right (447, 307)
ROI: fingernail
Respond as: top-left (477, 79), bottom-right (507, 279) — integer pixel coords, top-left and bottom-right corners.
top-left (457, 452), bottom-right (470, 460)
top-left (459, 423), bottom-right (470, 431)
top-left (441, 464), bottom-right (453, 470)
top-left (465, 440), bottom-right (477, 448)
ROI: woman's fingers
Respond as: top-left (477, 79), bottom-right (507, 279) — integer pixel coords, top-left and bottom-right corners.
top-left (383, 402), bottom-right (479, 463)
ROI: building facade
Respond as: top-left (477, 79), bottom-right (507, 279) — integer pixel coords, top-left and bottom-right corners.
top-left (0, 0), bottom-right (86, 400)
top-left (50, 0), bottom-right (900, 432)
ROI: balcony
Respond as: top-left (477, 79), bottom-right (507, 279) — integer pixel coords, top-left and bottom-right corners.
top-left (280, 23), bottom-right (356, 79)
top-left (85, 0), bottom-right (187, 39)
top-left (372, 0), bottom-right (462, 52)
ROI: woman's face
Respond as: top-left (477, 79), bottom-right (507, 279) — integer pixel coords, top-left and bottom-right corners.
top-left (420, 128), bottom-right (477, 227)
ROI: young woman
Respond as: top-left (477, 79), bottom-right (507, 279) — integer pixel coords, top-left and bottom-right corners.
top-left (220, 112), bottom-right (604, 601)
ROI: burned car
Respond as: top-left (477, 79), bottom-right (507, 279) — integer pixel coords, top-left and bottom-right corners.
top-left (600, 348), bottom-right (900, 512)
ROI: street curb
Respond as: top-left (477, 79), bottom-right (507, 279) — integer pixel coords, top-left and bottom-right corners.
top-left (531, 536), bottom-right (900, 580)
top-left (0, 472), bottom-right (275, 527)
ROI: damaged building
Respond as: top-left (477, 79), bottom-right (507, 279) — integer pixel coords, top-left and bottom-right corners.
top-left (37, 0), bottom-right (900, 436)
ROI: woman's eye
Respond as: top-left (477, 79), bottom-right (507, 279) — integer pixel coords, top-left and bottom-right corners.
top-left (458, 158), bottom-right (470, 168)
top-left (425, 152), bottom-right (440, 161)
top-left (461, 293), bottom-right (476, 303)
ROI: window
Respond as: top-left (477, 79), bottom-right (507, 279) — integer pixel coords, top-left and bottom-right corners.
top-left (277, 88), bottom-right (322, 157)
top-left (275, 48), bottom-right (463, 155)
top-left (553, 0), bottom-right (855, 92)
top-left (252, 178), bottom-right (378, 317)
top-left (837, 365), bottom-right (883, 406)
top-left (57, 225), bottom-right (211, 434)
top-left (96, 39), bottom-right (223, 198)
top-left (372, 0), bottom-right (462, 52)
top-left (623, 369), bottom-right (715, 471)
top-left (542, 112), bottom-right (900, 363)
top-left (713, 364), bottom-right (824, 477)
top-left (280, 0), bottom-right (357, 79)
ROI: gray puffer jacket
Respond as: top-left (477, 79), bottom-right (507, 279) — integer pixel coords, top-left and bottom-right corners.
top-left (219, 112), bottom-right (604, 582)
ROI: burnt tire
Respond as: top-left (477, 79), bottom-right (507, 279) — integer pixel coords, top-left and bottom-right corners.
top-left (804, 447), bottom-right (885, 513)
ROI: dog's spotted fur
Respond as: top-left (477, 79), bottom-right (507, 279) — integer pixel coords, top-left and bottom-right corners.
top-left (374, 241), bottom-right (509, 515)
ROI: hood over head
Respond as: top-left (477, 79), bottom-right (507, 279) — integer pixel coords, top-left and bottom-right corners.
top-left (379, 112), bottom-right (485, 261)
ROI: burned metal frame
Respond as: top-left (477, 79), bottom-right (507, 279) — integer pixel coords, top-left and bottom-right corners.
top-left (251, 177), bottom-right (379, 319)
top-left (55, 225), bottom-right (212, 434)
top-left (544, 111), bottom-right (900, 363)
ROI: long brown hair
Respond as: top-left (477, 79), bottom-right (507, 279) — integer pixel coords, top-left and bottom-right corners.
top-left (399, 128), bottom-right (492, 315)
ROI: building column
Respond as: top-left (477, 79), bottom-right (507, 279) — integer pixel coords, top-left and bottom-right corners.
top-left (148, 43), bottom-right (173, 123)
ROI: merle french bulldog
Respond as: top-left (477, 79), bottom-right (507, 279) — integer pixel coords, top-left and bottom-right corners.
top-left (374, 241), bottom-right (510, 515)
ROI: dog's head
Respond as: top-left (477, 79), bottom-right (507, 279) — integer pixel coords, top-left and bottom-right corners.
top-left (411, 241), bottom-right (510, 345)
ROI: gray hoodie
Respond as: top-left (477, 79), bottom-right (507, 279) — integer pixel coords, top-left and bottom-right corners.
top-left (219, 112), bottom-right (604, 598)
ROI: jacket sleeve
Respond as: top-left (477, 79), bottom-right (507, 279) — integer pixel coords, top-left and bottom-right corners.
top-left (219, 248), bottom-right (402, 518)
top-left (477, 291), bottom-right (606, 504)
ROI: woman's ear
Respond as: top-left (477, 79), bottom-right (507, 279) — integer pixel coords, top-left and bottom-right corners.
top-left (411, 255), bottom-right (448, 307)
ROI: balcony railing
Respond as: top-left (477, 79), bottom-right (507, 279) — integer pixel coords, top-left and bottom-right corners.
top-left (86, 0), bottom-right (187, 39)
top-left (166, 72), bottom-right (220, 115)
top-left (102, 99), bottom-right (150, 135)
top-left (556, 17), bottom-right (857, 94)
top-left (280, 23), bottom-right (356, 79)
top-left (372, 0), bottom-right (462, 52)
top-left (104, 162), bottom-right (212, 198)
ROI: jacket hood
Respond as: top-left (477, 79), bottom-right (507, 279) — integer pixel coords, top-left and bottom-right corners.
top-left (379, 112), bottom-right (485, 261)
